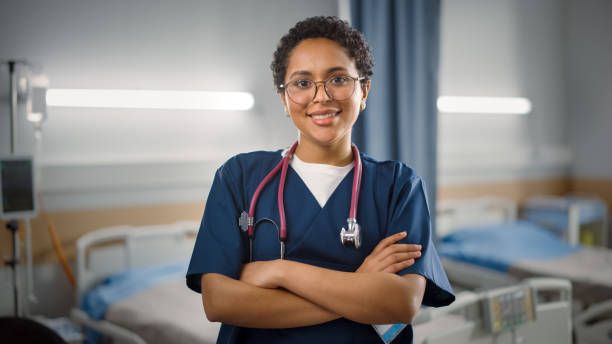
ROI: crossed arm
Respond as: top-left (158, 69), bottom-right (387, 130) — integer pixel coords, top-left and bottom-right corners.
top-left (201, 231), bottom-right (426, 328)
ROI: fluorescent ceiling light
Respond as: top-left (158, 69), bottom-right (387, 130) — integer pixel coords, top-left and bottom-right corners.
top-left (46, 89), bottom-right (254, 111)
top-left (437, 96), bottom-right (532, 115)
top-left (27, 112), bottom-right (44, 122)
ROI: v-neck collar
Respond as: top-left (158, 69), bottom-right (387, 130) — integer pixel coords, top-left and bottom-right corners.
top-left (287, 163), bottom-right (354, 210)
top-left (249, 151), bottom-right (358, 261)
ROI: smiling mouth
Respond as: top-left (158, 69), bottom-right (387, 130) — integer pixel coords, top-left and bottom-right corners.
top-left (308, 110), bottom-right (341, 119)
top-left (311, 112), bottom-right (337, 119)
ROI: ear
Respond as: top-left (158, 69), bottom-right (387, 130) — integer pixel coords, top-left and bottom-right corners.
top-left (279, 92), bottom-right (290, 116)
top-left (359, 80), bottom-right (371, 111)
top-left (361, 80), bottom-right (371, 103)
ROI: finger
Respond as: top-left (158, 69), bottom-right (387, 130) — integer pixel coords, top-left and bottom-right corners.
top-left (374, 244), bottom-right (421, 263)
top-left (371, 231), bottom-right (407, 254)
top-left (392, 251), bottom-right (422, 262)
top-left (380, 251), bottom-right (421, 268)
top-left (372, 232), bottom-right (406, 254)
top-left (384, 259), bottom-right (415, 273)
top-left (384, 244), bottom-right (422, 255)
top-left (367, 244), bottom-right (421, 268)
top-left (372, 246), bottom-right (420, 267)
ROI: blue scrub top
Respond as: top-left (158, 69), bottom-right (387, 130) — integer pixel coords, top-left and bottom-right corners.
top-left (187, 149), bottom-right (454, 344)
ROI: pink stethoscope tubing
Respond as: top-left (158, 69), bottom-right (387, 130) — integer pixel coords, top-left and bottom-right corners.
top-left (246, 141), bottom-right (363, 260)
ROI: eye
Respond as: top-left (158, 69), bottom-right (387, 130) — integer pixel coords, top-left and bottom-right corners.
top-left (329, 76), bottom-right (350, 86)
top-left (291, 79), bottom-right (313, 89)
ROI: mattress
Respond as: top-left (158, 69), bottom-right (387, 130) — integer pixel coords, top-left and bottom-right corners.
top-left (81, 261), bottom-right (220, 343)
top-left (105, 278), bottom-right (219, 344)
top-left (510, 247), bottom-right (612, 304)
top-left (438, 221), bottom-right (612, 304)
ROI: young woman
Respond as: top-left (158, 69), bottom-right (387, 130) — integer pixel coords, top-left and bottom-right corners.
top-left (187, 16), bottom-right (454, 343)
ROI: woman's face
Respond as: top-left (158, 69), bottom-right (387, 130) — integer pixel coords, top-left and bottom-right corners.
top-left (281, 38), bottom-right (370, 149)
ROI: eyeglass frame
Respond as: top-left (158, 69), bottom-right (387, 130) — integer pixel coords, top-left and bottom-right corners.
top-left (279, 75), bottom-right (366, 104)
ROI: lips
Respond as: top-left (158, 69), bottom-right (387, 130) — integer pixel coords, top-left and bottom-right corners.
top-left (307, 109), bottom-right (341, 126)
top-left (308, 109), bottom-right (340, 119)
top-left (310, 112), bottom-right (338, 119)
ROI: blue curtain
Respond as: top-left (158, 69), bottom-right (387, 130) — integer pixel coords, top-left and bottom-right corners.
top-left (351, 0), bottom-right (441, 238)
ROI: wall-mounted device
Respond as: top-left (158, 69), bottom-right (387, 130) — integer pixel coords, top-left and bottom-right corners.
top-left (0, 155), bottom-right (37, 220)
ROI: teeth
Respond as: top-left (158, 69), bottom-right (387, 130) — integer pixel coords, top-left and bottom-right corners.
top-left (311, 112), bottom-right (337, 119)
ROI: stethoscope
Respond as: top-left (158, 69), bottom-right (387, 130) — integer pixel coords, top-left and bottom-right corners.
top-left (238, 141), bottom-right (363, 261)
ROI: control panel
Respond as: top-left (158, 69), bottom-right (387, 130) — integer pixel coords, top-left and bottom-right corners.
top-left (482, 285), bottom-right (536, 333)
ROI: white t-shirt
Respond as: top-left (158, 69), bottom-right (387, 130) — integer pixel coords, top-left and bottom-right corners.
top-left (290, 154), bottom-right (354, 208)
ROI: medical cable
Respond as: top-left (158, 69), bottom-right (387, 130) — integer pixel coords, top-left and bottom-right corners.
top-left (38, 194), bottom-right (77, 288)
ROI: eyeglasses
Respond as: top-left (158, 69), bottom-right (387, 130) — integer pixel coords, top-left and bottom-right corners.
top-left (280, 75), bottom-right (365, 104)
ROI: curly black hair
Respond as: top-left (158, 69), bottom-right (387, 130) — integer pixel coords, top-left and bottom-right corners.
top-left (271, 16), bottom-right (374, 93)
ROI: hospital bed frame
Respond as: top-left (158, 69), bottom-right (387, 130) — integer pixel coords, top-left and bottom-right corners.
top-left (70, 220), bottom-right (200, 344)
top-left (574, 298), bottom-right (612, 344)
top-left (436, 197), bottom-right (612, 343)
top-left (523, 195), bottom-right (609, 247)
top-left (413, 277), bottom-right (573, 344)
top-left (436, 197), bottom-right (520, 290)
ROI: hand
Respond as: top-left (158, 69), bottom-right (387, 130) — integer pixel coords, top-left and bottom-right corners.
top-left (240, 260), bottom-right (282, 289)
top-left (356, 232), bottom-right (421, 273)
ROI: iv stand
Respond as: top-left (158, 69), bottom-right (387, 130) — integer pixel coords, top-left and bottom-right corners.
top-left (4, 60), bottom-right (23, 317)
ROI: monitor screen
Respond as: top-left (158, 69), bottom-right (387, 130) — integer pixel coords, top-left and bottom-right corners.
top-left (1, 158), bottom-right (35, 217)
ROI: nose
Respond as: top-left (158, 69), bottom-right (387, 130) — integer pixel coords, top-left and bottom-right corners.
top-left (312, 81), bottom-right (331, 103)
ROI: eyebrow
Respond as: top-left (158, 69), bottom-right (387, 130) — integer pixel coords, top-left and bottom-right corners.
top-left (287, 67), bottom-right (349, 80)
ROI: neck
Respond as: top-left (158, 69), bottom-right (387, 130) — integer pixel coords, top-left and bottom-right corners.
top-left (294, 134), bottom-right (354, 166)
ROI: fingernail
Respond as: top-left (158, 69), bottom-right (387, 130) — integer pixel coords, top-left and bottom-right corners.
top-left (401, 231), bottom-right (407, 236)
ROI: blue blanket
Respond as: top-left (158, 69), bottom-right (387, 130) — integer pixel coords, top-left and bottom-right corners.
top-left (438, 221), bottom-right (579, 272)
top-left (81, 261), bottom-right (188, 320)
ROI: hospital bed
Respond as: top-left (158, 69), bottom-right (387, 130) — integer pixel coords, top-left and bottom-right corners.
top-left (69, 221), bottom-right (220, 344)
top-left (523, 195), bottom-right (608, 247)
top-left (436, 197), bottom-right (612, 342)
top-left (413, 277), bottom-right (573, 344)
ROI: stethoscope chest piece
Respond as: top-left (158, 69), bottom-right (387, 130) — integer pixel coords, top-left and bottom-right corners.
top-left (340, 218), bottom-right (361, 248)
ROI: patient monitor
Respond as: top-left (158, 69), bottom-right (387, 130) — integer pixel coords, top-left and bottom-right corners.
top-left (0, 155), bottom-right (37, 219)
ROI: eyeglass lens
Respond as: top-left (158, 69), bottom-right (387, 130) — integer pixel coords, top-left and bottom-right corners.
top-left (286, 76), bottom-right (357, 104)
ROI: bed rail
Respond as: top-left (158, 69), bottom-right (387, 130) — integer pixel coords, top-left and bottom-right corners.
top-left (75, 220), bottom-right (200, 305)
top-left (70, 308), bottom-right (146, 344)
top-left (437, 197), bottom-right (518, 238)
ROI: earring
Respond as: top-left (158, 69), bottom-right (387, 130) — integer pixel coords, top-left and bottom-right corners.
top-left (360, 102), bottom-right (366, 111)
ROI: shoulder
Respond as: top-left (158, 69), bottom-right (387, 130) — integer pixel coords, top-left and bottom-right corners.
top-left (360, 153), bottom-right (422, 189)
top-left (218, 149), bottom-right (283, 176)
top-left (225, 150), bottom-right (283, 168)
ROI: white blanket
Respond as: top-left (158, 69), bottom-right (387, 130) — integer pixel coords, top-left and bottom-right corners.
top-left (511, 246), bottom-right (612, 305)
top-left (105, 279), bottom-right (220, 344)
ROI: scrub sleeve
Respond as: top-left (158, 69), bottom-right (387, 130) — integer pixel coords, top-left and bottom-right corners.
top-left (187, 158), bottom-right (246, 292)
top-left (386, 163), bottom-right (454, 307)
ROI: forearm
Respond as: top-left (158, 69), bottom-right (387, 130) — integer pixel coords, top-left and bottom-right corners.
top-left (276, 260), bottom-right (425, 324)
top-left (201, 273), bottom-right (340, 328)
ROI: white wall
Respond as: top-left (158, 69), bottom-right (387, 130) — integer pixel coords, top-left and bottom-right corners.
top-left (566, 0), bottom-right (612, 179)
top-left (438, 0), bottom-right (572, 186)
top-left (0, 0), bottom-right (339, 318)
top-left (0, 0), bottom-right (338, 211)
